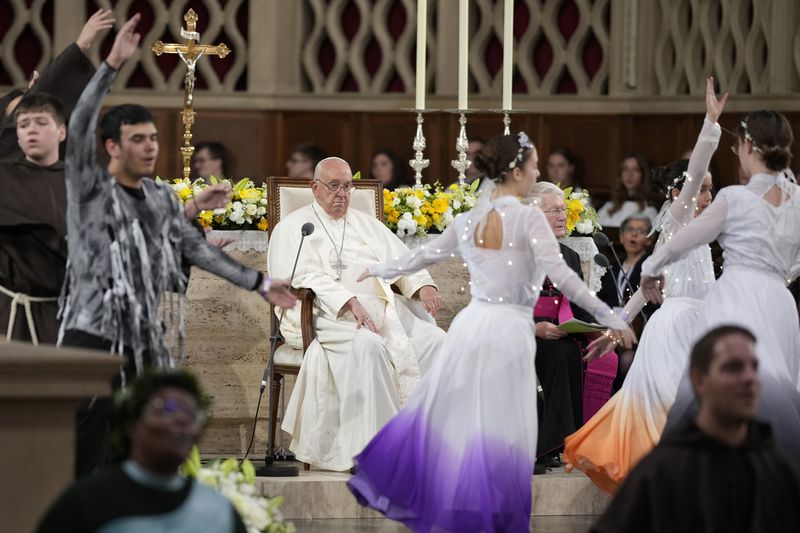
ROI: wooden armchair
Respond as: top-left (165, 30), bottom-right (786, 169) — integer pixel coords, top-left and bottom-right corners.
top-left (265, 177), bottom-right (384, 459)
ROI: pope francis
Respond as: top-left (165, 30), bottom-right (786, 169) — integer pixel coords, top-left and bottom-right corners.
top-left (268, 157), bottom-right (446, 471)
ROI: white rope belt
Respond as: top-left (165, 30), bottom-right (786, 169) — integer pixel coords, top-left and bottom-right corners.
top-left (0, 284), bottom-right (58, 345)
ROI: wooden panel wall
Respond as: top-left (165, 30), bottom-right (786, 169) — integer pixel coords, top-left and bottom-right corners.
top-left (143, 109), bottom-right (800, 196)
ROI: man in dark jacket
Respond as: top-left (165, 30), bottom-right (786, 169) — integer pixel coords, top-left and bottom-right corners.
top-left (591, 325), bottom-right (800, 533)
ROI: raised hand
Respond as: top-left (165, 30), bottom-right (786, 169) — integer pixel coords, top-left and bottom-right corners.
top-left (705, 76), bottom-right (729, 124)
top-left (106, 14), bottom-right (141, 70)
top-left (76, 9), bottom-right (115, 52)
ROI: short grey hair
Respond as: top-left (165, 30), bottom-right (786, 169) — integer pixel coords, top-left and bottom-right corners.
top-left (313, 157), bottom-right (351, 181)
top-left (529, 181), bottom-right (564, 204)
top-left (620, 213), bottom-right (653, 234)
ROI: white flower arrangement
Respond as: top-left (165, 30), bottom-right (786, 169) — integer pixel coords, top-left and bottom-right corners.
top-left (181, 447), bottom-right (295, 533)
top-left (562, 186), bottom-right (601, 236)
top-left (163, 176), bottom-right (270, 231)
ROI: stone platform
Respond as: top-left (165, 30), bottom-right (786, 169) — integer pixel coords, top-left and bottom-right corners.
top-left (254, 465), bottom-right (609, 520)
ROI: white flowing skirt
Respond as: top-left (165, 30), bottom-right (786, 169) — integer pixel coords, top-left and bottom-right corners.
top-left (665, 265), bottom-right (800, 464)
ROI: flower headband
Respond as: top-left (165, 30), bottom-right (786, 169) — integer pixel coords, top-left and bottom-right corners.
top-left (664, 171), bottom-right (690, 200)
top-left (740, 119), bottom-right (763, 153)
top-left (508, 131), bottom-right (534, 169)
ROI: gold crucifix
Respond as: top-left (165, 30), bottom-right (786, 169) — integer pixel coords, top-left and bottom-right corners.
top-left (152, 9), bottom-right (230, 179)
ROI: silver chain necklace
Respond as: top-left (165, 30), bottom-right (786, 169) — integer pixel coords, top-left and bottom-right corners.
top-left (311, 203), bottom-right (347, 279)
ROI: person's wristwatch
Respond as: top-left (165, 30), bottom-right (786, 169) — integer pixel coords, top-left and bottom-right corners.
top-left (257, 276), bottom-right (272, 298)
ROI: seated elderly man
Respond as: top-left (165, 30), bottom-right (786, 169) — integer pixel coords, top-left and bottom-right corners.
top-left (530, 181), bottom-right (605, 473)
top-left (268, 157), bottom-right (447, 471)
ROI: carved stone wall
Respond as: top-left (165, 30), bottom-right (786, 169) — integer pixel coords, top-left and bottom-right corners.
top-left (2, 0), bottom-right (798, 112)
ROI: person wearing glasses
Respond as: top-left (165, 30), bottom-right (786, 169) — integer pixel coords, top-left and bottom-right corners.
top-left (37, 371), bottom-right (248, 533)
top-left (527, 181), bottom-right (601, 474)
top-left (638, 92), bottom-right (800, 466)
top-left (267, 157), bottom-right (447, 472)
top-left (564, 77), bottom-right (722, 495)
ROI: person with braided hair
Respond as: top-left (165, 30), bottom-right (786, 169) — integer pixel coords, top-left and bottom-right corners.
top-left (639, 92), bottom-right (800, 466)
top-left (348, 132), bottom-right (635, 532)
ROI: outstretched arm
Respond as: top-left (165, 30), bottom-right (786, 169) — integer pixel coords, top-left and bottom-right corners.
top-left (359, 221), bottom-right (460, 281)
top-left (666, 78), bottom-right (726, 228)
top-left (640, 193), bottom-right (728, 303)
top-left (528, 208), bottom-right (632, 340)
top-left (65, 16), bottom-right (140, 202)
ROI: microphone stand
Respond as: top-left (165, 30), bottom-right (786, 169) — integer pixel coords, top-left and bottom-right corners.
top-left (251, 225), bottom-right (313, 477)
top-left (593, 233), bottom-right (648, 324)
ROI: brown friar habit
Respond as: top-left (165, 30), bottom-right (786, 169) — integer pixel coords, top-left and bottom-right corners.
top-left (591, 418), bottom-right (800, 533)
top-left (0, 157), bottom-right (66, 343)
top-left (0, 43), bottom-right (95, 160)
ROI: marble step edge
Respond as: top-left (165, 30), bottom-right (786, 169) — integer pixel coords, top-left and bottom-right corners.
top-left (255, 472), bottom-right (610, 519)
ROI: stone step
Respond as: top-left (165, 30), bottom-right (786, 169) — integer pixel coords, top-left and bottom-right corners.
top-left (254, 466), bottom-right (610, 520)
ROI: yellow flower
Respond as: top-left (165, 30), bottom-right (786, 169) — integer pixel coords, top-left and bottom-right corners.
top-left (238, 188), bottom-right (261, 200)
top-left (214, 214), bottom-right (226, 224)
top-left (177, 187), bottom-right (193, 200)
top-left (257, 217), bottom-right (268, 231)
top-left (431, 197), bottom-right (448, 214)
top-left (198, 210), bottom-right (213, 227)
top-left (414, 214), bottom-right (431, 228)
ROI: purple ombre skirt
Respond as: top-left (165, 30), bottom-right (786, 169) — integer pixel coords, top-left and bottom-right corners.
top-left (348, 301), bottom-right (538, 532)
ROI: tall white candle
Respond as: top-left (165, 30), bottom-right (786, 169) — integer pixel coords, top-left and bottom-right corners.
top-left (415, 0), bottom-right (427, 110)
top-left (502, 0), bottom-right (513, 110)
top-left (458, 0), bottom-right (469, 110)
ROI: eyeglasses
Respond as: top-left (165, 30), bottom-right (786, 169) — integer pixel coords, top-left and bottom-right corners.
top-left (148, 397), bottom-right (206, 425)
top-left (541, 207), bottom-right (567, 216)
top-left (730, 143), bottom-right (739, 155)
top-left (315, 179), bottom-right (354, 194)
top-left (621, 227), bottom-right (649, 236)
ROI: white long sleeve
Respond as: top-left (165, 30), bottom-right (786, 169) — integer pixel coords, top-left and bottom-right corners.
top-left (526, 208), bottom-right (628, 330)
top-left (369, 221), bottom-right (460, 280)
top-left (642, 193), bottom-right (728, 278)
top-left (667, 117), bottom-right (720, 227)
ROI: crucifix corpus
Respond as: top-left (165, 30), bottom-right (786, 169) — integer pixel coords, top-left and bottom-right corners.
top-left (152, 8), bottom-right (230, 179)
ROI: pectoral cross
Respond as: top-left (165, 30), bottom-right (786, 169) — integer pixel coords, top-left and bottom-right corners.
top-left (152, 9), bottom-right (230, 179)
top-left (331, 255), bottom-right (348, 280)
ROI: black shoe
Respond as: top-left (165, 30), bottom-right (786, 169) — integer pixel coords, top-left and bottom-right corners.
top-left (534, 461), bottom-right (547, 475)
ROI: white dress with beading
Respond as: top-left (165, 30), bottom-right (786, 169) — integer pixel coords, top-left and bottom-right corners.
top-left (642, 170), bottom-right (800, 465)
top-left (347, 186), bottom-right (627, 532)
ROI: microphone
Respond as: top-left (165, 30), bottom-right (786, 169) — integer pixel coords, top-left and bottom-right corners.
top-left (593, 252), bottom-right (609, 269)
top-left (594, 253), bottom-right (625, 307)
top-left (592, 232), bottom-right (638, 306)
top-left (593, 236), bottom-right (648, 324)
top-left (246, 222), bottom-right (317, 465)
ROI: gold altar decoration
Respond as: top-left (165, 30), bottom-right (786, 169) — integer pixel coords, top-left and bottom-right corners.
top-left (151, 9), bottom-right (231, 179)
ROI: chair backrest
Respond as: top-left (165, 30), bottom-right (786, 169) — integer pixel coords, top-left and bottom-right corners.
top-left (267, 177), bottom-right (384, 233)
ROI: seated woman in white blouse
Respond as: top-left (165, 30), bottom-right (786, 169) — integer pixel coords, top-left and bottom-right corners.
top-left (597, 153), bottom-right (659, 227)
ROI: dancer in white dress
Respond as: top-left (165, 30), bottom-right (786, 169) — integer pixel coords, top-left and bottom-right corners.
top-left (640, 105), bottom-right (800, 465)
top-left (346, 133), bottom-right (634, 532)
top-left (563, 78), bottom-right (722, 494)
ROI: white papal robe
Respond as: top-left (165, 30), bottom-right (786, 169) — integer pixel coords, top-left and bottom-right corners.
top-left (268, 201), bottom-right (446, 471)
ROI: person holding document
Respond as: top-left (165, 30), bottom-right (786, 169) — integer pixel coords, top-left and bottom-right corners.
top-left (529, 181), bottom-right (614, 472)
